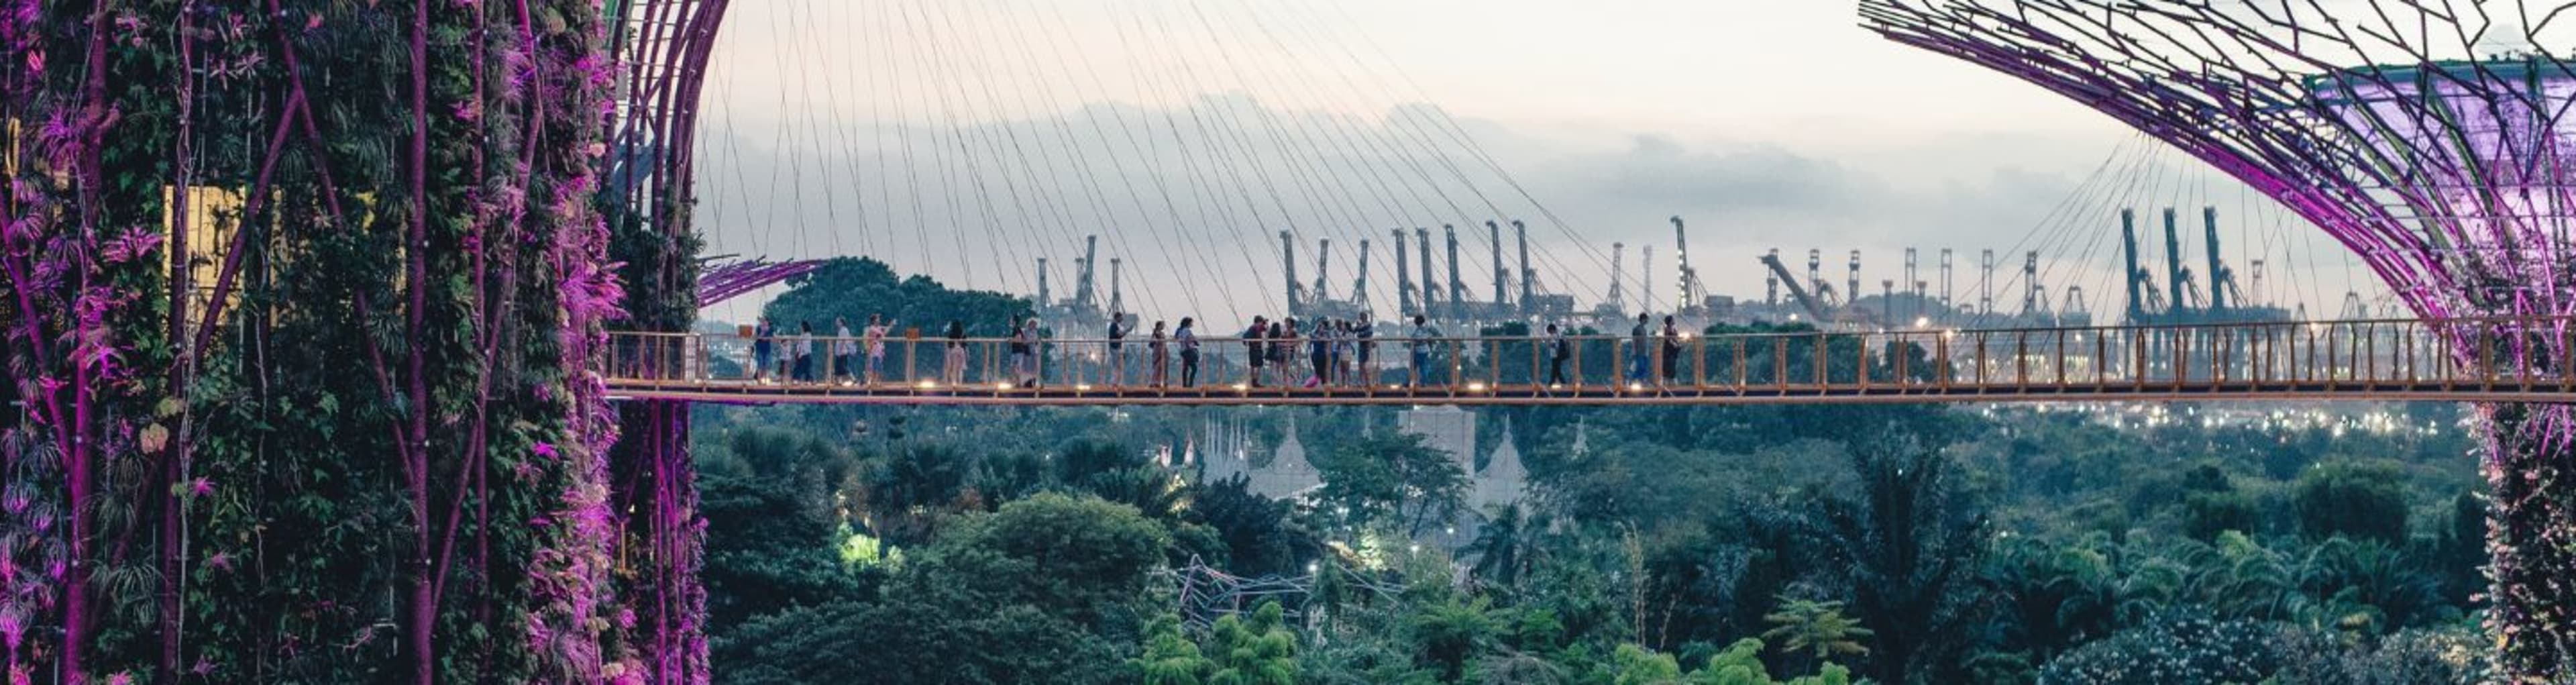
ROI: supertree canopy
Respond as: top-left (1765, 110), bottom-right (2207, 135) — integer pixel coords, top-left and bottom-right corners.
top-left (1862, 0), bottom-right (2576, 676)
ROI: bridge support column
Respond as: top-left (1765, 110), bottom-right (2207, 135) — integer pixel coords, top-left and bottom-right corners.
top-left (2478, 401), bottom-right (2576, 678)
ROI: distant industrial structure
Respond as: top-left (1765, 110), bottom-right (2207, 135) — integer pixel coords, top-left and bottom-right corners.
top-left (2118, 207), bottom-right (2292, 326)
top-left (1025, 209), bottom-right (2311, 334)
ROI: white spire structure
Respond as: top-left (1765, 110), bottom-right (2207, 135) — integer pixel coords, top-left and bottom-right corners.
top-left (1472, 416), bottom-right (1531, 513)
top-left (1247, 413), bottom-right (1322, 500)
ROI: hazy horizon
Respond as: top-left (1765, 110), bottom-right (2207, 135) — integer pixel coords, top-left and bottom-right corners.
top-left (692, 0), bottom-right (2404, 325)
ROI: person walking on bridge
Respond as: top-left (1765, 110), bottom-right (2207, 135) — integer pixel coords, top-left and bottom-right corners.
top-left (943, 320), bottom-right (968, 386)
top-left (1547, 323), bottom-right (1572, 387)
top-left (1177, 317), bottom-right (1201, 388)
top-left (1010, 317), bottom-right (1041, 388)
top-left (864, 314), bottom-right (894, 385)
top-left (1355, 316), bottom-right (1377, 386)
top-left (753, 317), bottom-right (777, 383)
top-left (1274, 319), bottom-right (1299, 386)
top-left (1409, 315), bottom-right (1440, 388)
top-left (1243, 316), bottom-right (1269, 388)
top-left (1307, 318), bottom-right (1333, 388)
top-left (1661, 316), bottom-right (1684, 386)
top-left (1107, 313), bottom-right (1132, 387)
top-left (833, 317), bottom-right (858, 384)
top-left (792, 321), bottom-right (816, 383)
top-left (1148, 320), bottom-right (1170, 388)
top-left (1627, 313), bottom-right (1652, 385)
top-left (1334, 320), bottom-right (1357, 387)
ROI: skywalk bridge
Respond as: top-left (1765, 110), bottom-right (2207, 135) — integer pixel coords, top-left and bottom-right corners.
top-left (604, 317), bottom-right (2576, 406)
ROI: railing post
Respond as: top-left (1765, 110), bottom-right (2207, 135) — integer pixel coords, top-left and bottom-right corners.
top-left (1694, 335), bottom-right (1707, 390)
top-left (1451, 338), bottom-right (1464, 397)
top-left (1855, 331), bottom-right (1870, 390)
top-left (1734, 337), bottom-right (1748, 392)
top-left (2053, 329), bottom-right (2066, 386)
top-left (2014, 331), bottom-right (2027, 390)
top-left (2326, 324), bottom-right (2340, 391)
top-left (2133, 328), bottom-right (2147, 392)
top-left (1813, 331), bottom-right (1828, 390)
top-left (1775, 337), bottom-right (1788, 394)
top-left (1571, 335), bottom-right (1584, 391)
top-left (2516, 319), bottom-right (2534, 391)
top-left (1612, 335), bottom-right (1625, 392)
top-left (2366, 322), bottom-right (2379, 388)
top-left (2478, 321), bottom-right (2496, 392)
top-left (2092, 329), bottom-right (2106, 390)
top-left (1974, 331), bottom-right (1988, 391)
top-left (1894, 334), bottom-right (1909, 391)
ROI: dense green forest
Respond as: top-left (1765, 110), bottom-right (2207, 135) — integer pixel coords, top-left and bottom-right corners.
top-left (703, 259), bottom-right (2493, 684)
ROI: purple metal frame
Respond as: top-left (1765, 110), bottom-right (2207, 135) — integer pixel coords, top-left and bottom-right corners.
top-left (604, 2), bottom-right (731, 683)
top-left (697, 258), bottom-right (823, 308)
top-left (1861, 0), bottom-right (2576, 675)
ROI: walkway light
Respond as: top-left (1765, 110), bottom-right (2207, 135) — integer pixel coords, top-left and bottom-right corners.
top-left (916, 380), bottom-right (938, 390)
top-left (997, 382), bottom-right (1015, 390)
top-left (1466, 382), bottom-right (1489, 392)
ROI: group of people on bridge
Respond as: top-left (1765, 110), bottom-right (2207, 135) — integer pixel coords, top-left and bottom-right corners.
top-left (733, 309), bottom-right (1704, 393)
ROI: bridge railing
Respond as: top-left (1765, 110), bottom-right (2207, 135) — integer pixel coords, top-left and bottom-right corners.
top-left (601, 316), bottom-right (2576, 399)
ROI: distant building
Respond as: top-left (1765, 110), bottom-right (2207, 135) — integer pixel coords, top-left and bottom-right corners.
top-left (1399, 407), bottom-right (1478, 476)
top-left (1185, 409), bottom-right (1533, 539)
top-left (1193, 414), bottom-right (1320, 502)
top-left (1246, 415), bottom-right (1322, 500)
top-left (1470, 416), bottom-right (1530, 513)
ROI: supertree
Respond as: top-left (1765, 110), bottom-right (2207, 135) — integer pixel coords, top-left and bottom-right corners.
top-left (602, 1), bottom-right (729, 683)
top-left (1861, 0), bottom-right (2576, 676)
top-left (2, 1), bottom-right (637, 683)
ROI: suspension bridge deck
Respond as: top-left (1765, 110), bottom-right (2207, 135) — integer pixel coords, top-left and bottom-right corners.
top-left (604, 317), bottom-right (2576, 406)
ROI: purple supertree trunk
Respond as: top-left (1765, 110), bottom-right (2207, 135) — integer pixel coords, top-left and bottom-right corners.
top-left (602, 1), bottom-right (727, 682)
top-left (612, 402), bottom-right (708, 685)
top-left (2475, 403), bottom-right (2576, 670)
top-left (1862, 0), bottom-right (2576, 676)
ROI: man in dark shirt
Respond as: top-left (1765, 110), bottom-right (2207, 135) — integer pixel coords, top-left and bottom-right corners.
top-left (1628, 313), bottom-right (1652, 384)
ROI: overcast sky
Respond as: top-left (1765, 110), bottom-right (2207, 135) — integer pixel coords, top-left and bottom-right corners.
top-left (692, 0), bottom-right (2410, 324)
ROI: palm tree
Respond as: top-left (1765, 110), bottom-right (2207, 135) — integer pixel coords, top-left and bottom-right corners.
top-left (1084, 466), bottom-right (1187, 522)
top-left (1209, 602), bottom-right (1299, 685)
top-left (1133, 615), bottom-right (1214, 685)
top-left (1464, 504), bottom-right (1550, 588)
top-left (1761, 596), bottom-right (1872, 673)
